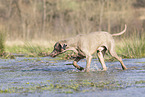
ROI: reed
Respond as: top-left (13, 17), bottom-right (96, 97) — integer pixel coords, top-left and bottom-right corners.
top-left (116, 33), bottom-right (145, 58)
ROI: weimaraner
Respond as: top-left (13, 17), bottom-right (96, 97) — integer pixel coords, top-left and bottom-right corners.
top-left (49, 25), bottom-right (127, 72)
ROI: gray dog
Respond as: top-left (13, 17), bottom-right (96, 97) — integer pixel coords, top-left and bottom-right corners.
top-left (49, 25), bottom-right (127, 72)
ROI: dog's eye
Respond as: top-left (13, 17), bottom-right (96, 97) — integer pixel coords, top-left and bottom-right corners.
top-left (62, 44), bottom-right (67, 50)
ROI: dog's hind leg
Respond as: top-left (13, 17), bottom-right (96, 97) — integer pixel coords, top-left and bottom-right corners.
top-left (98, 51), bottom-right (107, 71)
top-left (97, 46), bottom-right (107, 70)
top-left (109, 47), bottom-right (127, 70)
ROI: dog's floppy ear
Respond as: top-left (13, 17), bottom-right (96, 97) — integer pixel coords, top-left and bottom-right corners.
top-left (54, 42), bottom-right (61, 49)
top-left (59, 40), bottom-right (67, 50)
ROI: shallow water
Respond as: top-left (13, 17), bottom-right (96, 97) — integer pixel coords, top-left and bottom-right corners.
top-left (0, 57), bottom-right (145, 97)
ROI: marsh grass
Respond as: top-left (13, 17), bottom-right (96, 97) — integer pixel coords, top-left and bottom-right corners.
top-left (4, 32), bottom-right (145, 59)
top-left (116, 33), bottom-right (145, 58)
top-left (5, 40), bottom-right (54, 57)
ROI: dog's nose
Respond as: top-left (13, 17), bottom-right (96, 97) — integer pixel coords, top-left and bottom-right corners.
top-left (49, 53), bottom-right (53, 57)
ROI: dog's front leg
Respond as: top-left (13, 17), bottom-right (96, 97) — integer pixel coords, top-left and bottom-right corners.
top-left (73, 56), bottom-right (84, 71)
top-left (85, 55), bottom-right (92, 72)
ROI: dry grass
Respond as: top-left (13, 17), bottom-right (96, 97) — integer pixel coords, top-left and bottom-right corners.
top-left (5, 40), bottom-right (55, 48)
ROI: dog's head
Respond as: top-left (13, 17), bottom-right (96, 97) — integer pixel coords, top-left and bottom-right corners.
top-left (49, 42), bottom-right (67, 57)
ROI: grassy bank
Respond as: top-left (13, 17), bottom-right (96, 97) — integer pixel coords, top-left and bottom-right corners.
top-left (0, 29), bottom-right (144, 59)
top-left (4, 40), bottom-right (55, 57)
top-left (3, 33), bottom-right (145, 59)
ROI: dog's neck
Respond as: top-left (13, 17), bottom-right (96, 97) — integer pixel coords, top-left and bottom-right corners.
top-left (59, 38), bottom-right (78, 54)
top-left (59, 37), bottom-right (77, 48)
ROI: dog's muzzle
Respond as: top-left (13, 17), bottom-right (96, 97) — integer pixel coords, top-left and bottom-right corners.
top-left (49, 51), bottom-right (60, 57)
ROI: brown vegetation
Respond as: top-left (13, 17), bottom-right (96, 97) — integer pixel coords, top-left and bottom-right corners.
top-left (0, 0), bottom-right (145, 41)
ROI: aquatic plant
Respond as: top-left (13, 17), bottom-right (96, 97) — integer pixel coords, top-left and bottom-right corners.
top-left (1, 79), bottom-right (145, 94)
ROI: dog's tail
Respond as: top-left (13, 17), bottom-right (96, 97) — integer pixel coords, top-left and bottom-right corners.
top-left (112, 24), bottom-right (127, 36)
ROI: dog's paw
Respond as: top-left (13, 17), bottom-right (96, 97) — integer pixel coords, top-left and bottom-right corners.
top-left (78, 66), bottom-right (84, 71)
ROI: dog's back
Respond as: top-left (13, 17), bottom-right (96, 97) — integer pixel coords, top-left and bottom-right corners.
top-left (76, 32), bottom-right (114, 54)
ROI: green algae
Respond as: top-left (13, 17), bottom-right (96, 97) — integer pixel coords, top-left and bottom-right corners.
top-left (1, 79), bottom-right (145, 94)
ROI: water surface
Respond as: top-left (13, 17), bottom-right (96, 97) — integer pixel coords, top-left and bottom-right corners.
top-left (0, 57), bottom-right (145, 97)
